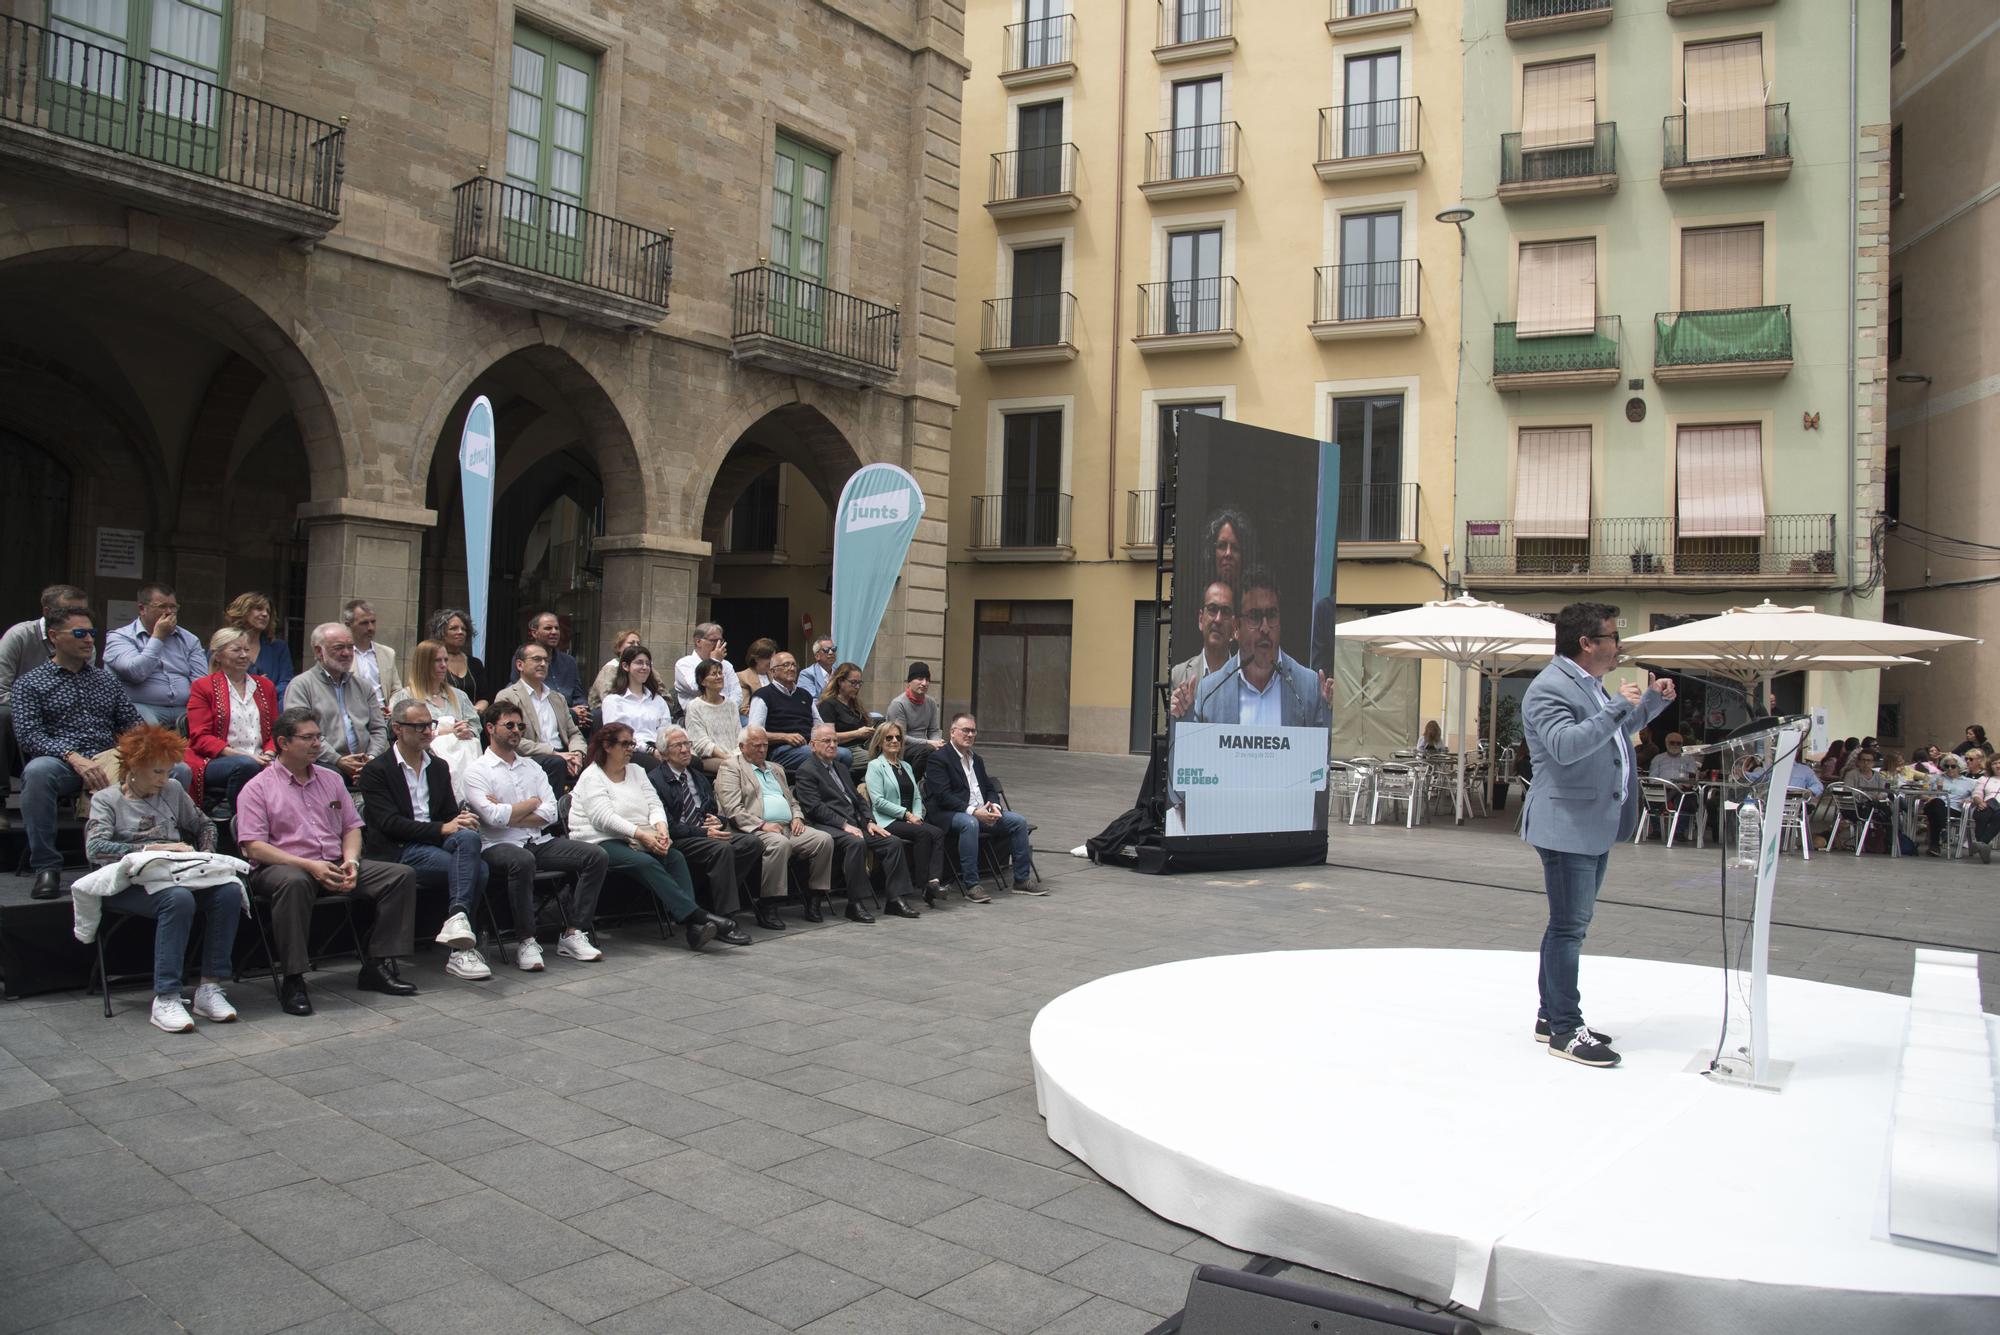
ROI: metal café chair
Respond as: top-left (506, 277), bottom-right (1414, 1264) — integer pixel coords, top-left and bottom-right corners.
top-left (1369, 762), bottom-right (1420, 828)
top-left (1634, 778), bottom-right (1691, 846)
top-left (1822, 783), bottom-right (1883, 856)
top-left (1778, 788), bottom-right (1815, 860)
top-left (1327, 761), bottom-right (1366, 825)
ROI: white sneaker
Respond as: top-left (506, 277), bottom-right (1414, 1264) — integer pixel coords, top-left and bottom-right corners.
top-left (446, 948), bottom-right (492, 980)
top-left (190, 983), bottom-right (237, 1023)
top-left (516, 938), bottom-right (546, 971)
top-left (435, 911), bottom-right (476, 950)
top-left (150, 995), bottom-right (195, 1033)
top-left (556, 929), bottom-right (603, 962)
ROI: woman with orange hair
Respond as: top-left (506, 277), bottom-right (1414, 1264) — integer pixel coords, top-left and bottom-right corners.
top-left (85, 723), bottom-right (244, 1033)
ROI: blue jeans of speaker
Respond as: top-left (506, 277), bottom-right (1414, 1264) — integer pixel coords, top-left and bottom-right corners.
top-left (1535, 845), bottom-right (1609, 1037)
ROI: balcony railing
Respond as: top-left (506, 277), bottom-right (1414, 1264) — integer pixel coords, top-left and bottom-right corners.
top-left (729, 265), bottom-right (900, 385)
top-left (1157, 0), bottom-right (1234, 50)
top-left (1500, 124), bottom-right (1618, 195)
top-left (969, 492), bottom-right (1074, 552)
top-left (1127, 490), bottom-right (1163, 551)
top-left (1493, 316), bottom-right (1621, 382)
top-left (1663, 104), bottom-right (1791, 174)
top-left (1001, 15), bottom-right (1075, 78)
top-left (0, 13), bottom-right (344, 229)
top-left (1318, 97), bottom-right (1421, 167)
top-left (1314, 260), bottom-right (1420, 325)
top-left (1138, 277), bottom-right (1238, 340)
top-left (721, 503), bottom-right (785, 556)
top-left (1338, 482), bottom-right (1421, 546)
top-left (1654, 305), bottom-right (1793, 375)
top-left (988, 143), bottom-right (1079, 208)
top-left (980, 292), bottom-right (1077, 355)
top-left (1142, 122), bottom-right (1241, 188)
top-left (1505, 0), bottom-right (1613, 34)
top-left (1331, 0), bottom-right (1418, 23)
top-left (1463, 515), bottom-right (1839, 584)
top-left (451, 178), bottom-right (671, 322)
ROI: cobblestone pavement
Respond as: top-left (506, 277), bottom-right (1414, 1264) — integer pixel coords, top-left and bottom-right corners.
top-left (2, 747), bottom-right (1992, 1334)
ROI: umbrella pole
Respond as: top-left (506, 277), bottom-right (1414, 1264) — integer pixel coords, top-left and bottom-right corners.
top-left (1486, 660), bottom-right (1501, 807)
top-left (1456, 663), bottom-right (1468, 824)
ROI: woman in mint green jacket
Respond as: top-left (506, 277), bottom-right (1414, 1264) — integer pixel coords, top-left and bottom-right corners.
top-left (866, 722), bottom-right (946, 907)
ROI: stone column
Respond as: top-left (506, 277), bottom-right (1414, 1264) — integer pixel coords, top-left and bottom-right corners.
top-left (295, 499), bottom-right (436, 655)
top-left (594, 533), bottom-right (709, 656)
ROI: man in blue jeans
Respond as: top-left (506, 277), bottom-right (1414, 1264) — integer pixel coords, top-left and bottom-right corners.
top-left (921, 713), bottom-right (1037, 900)
top-left (1519, 602), bottom-right (1673, 1068)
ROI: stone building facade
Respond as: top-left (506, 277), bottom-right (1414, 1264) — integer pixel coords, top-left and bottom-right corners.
top-left (0, 0), bottom-right (964, 681)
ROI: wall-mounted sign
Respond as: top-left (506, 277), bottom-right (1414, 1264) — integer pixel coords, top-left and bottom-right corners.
top-left (95, 527), bottom-right (144, 580)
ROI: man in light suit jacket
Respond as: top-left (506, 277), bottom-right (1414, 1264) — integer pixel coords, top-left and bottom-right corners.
top-left (1519, 602), bottom-right (1674, 1068)
top-left (491, 641), bottom-right (585, 794)
top-left (714, 726), bottom-right (836, 922)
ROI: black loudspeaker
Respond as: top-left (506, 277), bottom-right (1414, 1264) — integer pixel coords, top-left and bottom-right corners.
top-left (1176, 1266), bottom-right (1482, 1335)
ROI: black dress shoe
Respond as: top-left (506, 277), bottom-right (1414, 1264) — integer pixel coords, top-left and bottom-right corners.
top-left (680, 916), bottom-right (717, 952)
top-left (883, 898), bottom-right (920, 919)
top-left (709, 914), bottom-right (753, 947)
top-left (754, 902), bottom-right (787, 931)
top-left (280, 974), bottom-right (314, 1016)
top-left (922, 882), bottom-right (941, 908)
top-left (356, 959), bottom-right (418, 997)
top-left (802, 894), bottom-right (827, 923)
top-left (844, 900), bottom-right (875, 924)
top-left (30, 869), bottom-right (60, 900)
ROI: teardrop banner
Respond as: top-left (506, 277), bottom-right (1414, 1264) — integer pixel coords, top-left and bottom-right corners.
top-left (830, 463), bottom-right (926, 675)
top-left (457, 395), bottom-right (496, 662)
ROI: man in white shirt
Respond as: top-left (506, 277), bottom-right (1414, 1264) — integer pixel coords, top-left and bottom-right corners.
top-left (1647, 733), bottom-right (1701, 784)
top-left (463, 700), bottom-right (608, 971)
top-left (673, 622), bottom-right (740, 709)
top-left (342, 599), bottom-right (396, 718)
top-left (919, 714), bottom-right (1035, 899)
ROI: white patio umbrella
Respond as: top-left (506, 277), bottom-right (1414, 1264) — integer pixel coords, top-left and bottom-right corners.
top-left (1334, 595), bottom-right (1556, 822)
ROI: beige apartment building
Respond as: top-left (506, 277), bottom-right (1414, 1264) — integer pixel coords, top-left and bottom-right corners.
top-left (946, 0), bottom-right (1461, 754)
top-left (1879, 0), bottom-right (1998, 752)
top-left (0, 0), bottom-right (964, 677)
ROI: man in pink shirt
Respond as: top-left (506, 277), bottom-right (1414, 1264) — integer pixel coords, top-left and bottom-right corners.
top-left (237, 706), bottom-right (419, 1016)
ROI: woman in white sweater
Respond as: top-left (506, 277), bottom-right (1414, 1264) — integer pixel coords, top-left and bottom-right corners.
top-left (569, 724), bottom-right (750, 950)
top-left (599, 644), bottom-right (673, 769)
top-left (682, 659), bottom-right (741, 776)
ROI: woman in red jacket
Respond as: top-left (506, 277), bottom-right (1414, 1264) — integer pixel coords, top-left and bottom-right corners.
top-left (185, 626), bottom-right (278, 812)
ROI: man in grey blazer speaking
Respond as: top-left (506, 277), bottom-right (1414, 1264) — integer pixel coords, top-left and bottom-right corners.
top-left (1520, 602), bottom-right (1674, 1068)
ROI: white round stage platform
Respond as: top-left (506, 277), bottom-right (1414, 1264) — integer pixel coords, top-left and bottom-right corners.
top-left (1030, 949), bottom-right (2000, 1335)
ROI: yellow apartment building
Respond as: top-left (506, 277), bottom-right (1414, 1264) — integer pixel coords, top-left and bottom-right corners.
top-left (945, 0), bottom-right (1462, 754)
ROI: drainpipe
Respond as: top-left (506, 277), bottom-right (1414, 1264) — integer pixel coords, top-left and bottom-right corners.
top-left (1106, 0), bottom-right (1132, 560)
top-left (1843, 0), bottom-right (1858, 610)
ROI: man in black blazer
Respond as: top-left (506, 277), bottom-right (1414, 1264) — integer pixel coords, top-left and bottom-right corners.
top-left (793, 724), bottom-right (918, 921)
top-left (651, 726), bottom-right (778, 931)
top-left (922, 712), bottom-right (1037, 898)
top-left (358, 700), bottom-right (494, 980)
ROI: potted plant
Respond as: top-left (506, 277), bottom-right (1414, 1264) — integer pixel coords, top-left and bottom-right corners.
top-left (1812, 549), bottom-right (1835, 574)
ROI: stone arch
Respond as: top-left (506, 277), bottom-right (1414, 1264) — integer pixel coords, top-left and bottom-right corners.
top-left (694, 401), bottom-right (869, 547)
top-left (685, 383), bottom-right (872, 528)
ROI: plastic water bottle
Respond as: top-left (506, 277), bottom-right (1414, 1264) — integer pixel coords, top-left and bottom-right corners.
top-left (1737, 797), bottom-right (1762, 869)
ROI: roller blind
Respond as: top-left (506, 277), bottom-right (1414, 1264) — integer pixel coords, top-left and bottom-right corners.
top-left (1680, 224), bottom-right (1763, 311)
top-left (1684, 37), bottom-right (1766, 162)
top-left (1677, 424), bottom-right (1766, 537)
top-left (1521, 58), bottom-right (1595, 151)
top-left (1514, 427), bottom-right (1591, 539)
top-left (1517, 239), bottom-right (1597, 337)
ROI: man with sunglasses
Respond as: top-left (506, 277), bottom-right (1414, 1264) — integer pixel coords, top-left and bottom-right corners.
top-left (0, 583), bottom-right (89, 832)
top-left (1520, 602), bottom-right (1674, 1068)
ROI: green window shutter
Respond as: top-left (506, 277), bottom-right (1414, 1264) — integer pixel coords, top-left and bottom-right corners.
top-left (771, 133), bottom-right (833, 283)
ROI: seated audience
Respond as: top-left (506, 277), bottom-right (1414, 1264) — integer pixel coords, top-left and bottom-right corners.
top-left (1745, 753), bottom-right (1823, 800)
top-left (673, 622), bottom-right (740, 710)
top-left (225, 591), bottom-right (294, 703)
top-left (1415, 719), bottom-right (1448, 757)
top-left (491, 640), bottom-right (586, 794)
top-left (342, 600), bottom-right (396, 718)
top-left (185, 626), bottom-right (278, 813)
top-left (1648, 733), bottom-right (1701, 784)
top-left (794, 722), bottom-right (915, 921)
top-left (866, 721), bottom-right (945, 907)
top-left (1819, 738), bottom-right (1855, 782)
top-left (797, 637), bottom-right (838, 700)
top-left (284, 621), bottom-right (387, 783)
top-left (714, 726), bottom-right (835, 922)
top-left (463, 700), bottom-right (607, 971)
top-left (430, 608), bottom-right (488, 714)
top-left (587, 629), bottom-right (643, 709)
top-left (569, 723), bottom-right (749, 951)
top-left (356, 699), bottom-right (493, 981)
top-left (0, 584), bottom-right (89, 813)
top-left (1924, 753), bottom-right (1977, 858)
top-left (1965, 752), bottom-right (1999, 864)
top-left (653, 726), bottom-right (777, 930)
top-left (387, 638), bottom-right (483, 799)
top-left (884, 662), bottom-right (942, 770)
top-left (748, 651), bottom-right (840, 774)
top-left (84, 722), bottom-right (243, 1033)
top-left (236, 707), bottom-right (420, 1017)
top-left (601, 644), bottom-right (673, 769)
top-left (815, 661), bottom-right (877, 771)
top-left (921, 713), bottom-right (1035, 899)
top-left (105, 583), bottom-right (208, 724)
top-left (1839, 749), bottom-right (1896, 848)
top-left (1913, 744), bottom-right (1945, 776)
top-left (512, 611), bottom-right (590, 727)
top-left (683, 659), bottom-right (742, 777)
top-left (737, 638), bottom-right (777, 712)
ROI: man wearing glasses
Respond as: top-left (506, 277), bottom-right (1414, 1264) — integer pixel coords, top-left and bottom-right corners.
top-left (1180, 568), bottom-right (1333, 727)
top-left (105, 583), bottom-right (208, 724)
top-left (1168, 580), bottom-right (1235, 707)
top-left (1519, 602), bottom-right (1674, 1068)
top-left (492, 641), bottom-right (587, 794)
top-left (674, 622), bottom-right (740, 710)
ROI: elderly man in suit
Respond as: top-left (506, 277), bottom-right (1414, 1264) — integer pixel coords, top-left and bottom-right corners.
top-left (652, 725), bottom-right (780, 931)
top-left (714, 725), bottom-right (837, 923)
top-left (1175, 568), bottom-right (1334, 728)
top-left (491, 640), bottom-right (585, 794)
top-left (1519, 601), bottom-right (1674, 1069)
top-left (793, 722), bottom-right (918, 921)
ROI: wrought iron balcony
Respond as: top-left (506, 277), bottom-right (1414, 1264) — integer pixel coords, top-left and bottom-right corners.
top-left (1328, 1), bottom-right (1419, 37)
top-left (1001, 14), bottom-right (1076, 86)
top-left (1156, 0), bottom-right (1235, 60)
top-left (1312, 260), bottom-right (1422, 339)
top-left (1653, 305), bottom-right (1793, 381)
top-left (1136, 277), bottom-right (1241, 353)
top-left (729, 265), bottom-right (900, 388)
top-left (1462, 515), bottom-right (1838, 589)
top-left (1499, 124), bottom-right (1618, 201)
top-left (1505, 0), bottom-right (1613, 39)
top-left (1662, 104), bottom-right (1792, 187)
top-left (1140, 122), bottom-right (1242, 199)
top-left (969, 492), bottom-right (1074, 556)
top-left (1338, 482), bottom-right (1422, 548)
top-left (987, 143), bottom-right (1079, 217)
top-left (979, 293), bottom-right (1078, 365)
top-left (1667, 0), bottom-right (1778, 15)
top-left (1492, 316), bottom-right (1621, 389)
top-left (449, 178), bottom-right (671, 331)
top-left (1317, 98), bottom-right (1422, 179)
top-left (0, 13), bottom-right (343, 240)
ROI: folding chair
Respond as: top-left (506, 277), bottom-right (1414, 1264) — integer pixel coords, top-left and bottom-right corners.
top-left (89, 905), bottom-right (204, 1019)
top-left (1778, 788), bottom-right (1815, 860)
top-left (238, 883), bottom-right (362, 1001)
top-left (974, 785), bottom-right (1040, 893)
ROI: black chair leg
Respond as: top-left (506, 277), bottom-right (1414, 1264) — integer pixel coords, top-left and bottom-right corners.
top-left (95, 930), bottom-right (112, 1019)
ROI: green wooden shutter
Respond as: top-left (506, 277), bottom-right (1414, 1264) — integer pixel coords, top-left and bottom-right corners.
top-left (505, 24), bottom-right (596, 278)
